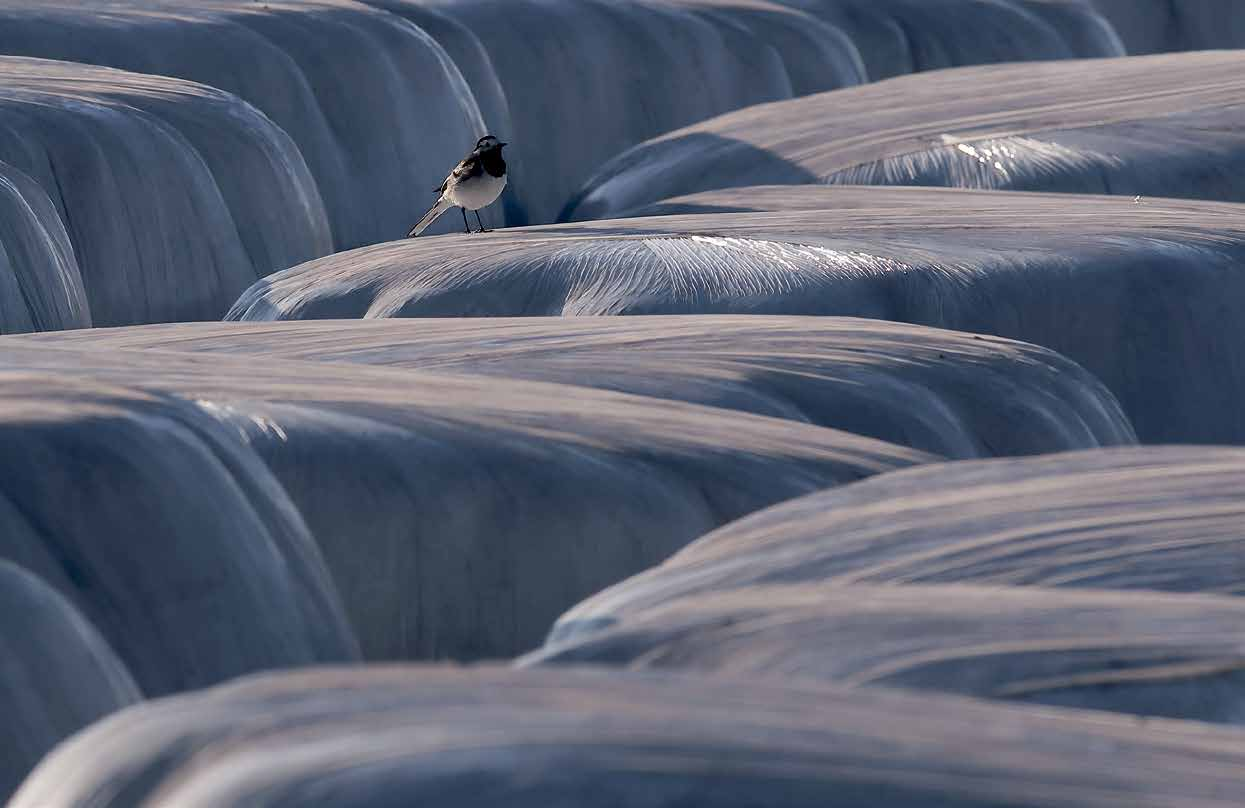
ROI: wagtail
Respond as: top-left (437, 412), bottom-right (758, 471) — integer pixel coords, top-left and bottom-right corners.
top-left (408, 135), bottom-right (508, 237)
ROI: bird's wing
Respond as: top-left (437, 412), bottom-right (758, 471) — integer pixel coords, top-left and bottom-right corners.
top-left (435, 151), bottom-right (483, 193)
top-left (452, 154), bottom-right (483, 181)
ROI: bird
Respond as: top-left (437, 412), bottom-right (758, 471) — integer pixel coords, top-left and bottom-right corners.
top-left (407, 135), bottom-right (508, 237)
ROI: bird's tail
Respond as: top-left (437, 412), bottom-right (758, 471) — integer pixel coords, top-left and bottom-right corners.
top-left (407, 197), bottom-right (453, 238)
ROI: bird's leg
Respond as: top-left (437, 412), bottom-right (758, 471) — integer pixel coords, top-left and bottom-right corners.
top-left (474, 210), bottom-right (491, 233)
top-left (461, 208), bottom-right (473, 234)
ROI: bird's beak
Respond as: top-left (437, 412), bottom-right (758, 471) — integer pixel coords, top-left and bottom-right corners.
top-left (499, 142), bottom-right (508, 147)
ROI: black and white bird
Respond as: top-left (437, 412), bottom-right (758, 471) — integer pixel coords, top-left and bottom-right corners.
top-left (407, 135), bottom-right (508, 237)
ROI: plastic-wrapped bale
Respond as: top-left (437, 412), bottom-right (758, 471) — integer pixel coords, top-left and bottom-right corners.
top-left (0, 341), bottom-right (929, 660)
top-left (1086, 0), bottom-right (1245, 54)
top-left (564, 51), bottom-right (1245, 220)
top-left (0, 373), bottom-right (359, 696)
top-left (20, 316), bottom-right (1137, 459)
top-left (530, 583), bottom-right (1245, 724)
top-left (777, 0), bottom-right (1123, 81)
top-left (229, 188), bottom-right (1245, 444)
top-left (0, 56), bottom-right (331, 326)
top-left (394, 0), bottom-right (865, 224)
top-left (665, 0), bottom-right (867, 97)
top-left (0, 0), bottom-right (484, 246)
top-left (1009, 0), bottom-right (1125, 59)
top-left (549, 446), bottom-right (1245, 643)
top-left (0, 560), bottom-right (139, 801)
top-left (357, 0), bottom-right (520, 227)
top-left (17, 665), bottom-right (1245, 808)
top-left (0, 160), bottom-right (88, 333)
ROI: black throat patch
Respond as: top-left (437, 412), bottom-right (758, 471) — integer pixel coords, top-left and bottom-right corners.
top-left (481, 149), bottom-right (507, 178)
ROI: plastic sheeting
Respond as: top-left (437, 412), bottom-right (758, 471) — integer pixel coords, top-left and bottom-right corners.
top-left (0, 56), bottom-right (330, 326)
top-left (0, 0), bottom-right (483, 247)
top-left (779, 0), bottom-right (1123, 80)
top-left (0, 160), bottom-right (87, 332)
top-left (0, 0), bottom-right (862, 234)
top-left (399, 0), bottom-right (1120, 221)
top-left (566, 51), bottom-right (1245, 220)
top-left (530, 583), bottom-right (1245, 723)
top-left (17, 665), bottom-right (1245, 807)
top-left (228, 188), bottom-right (1245, 444)
top-left (0, 373), bottom-right (359, 695)
top-left (384, 0), bottom-right (866, 224)
top-left (0, 335), bottom-right (927, 659)
top-left (550, 447), bottom-right (1245, 643)
top-left (1084, 0), bottom-right (1245, 54)
top-left (23, 316), bottom-right (1135, 459)
top-left (0, 560), bottom-right (139, 801)
top-left (0, 0), bottom-right (1126, 236)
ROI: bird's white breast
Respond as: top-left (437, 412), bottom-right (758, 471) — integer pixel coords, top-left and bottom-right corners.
top-left (447, 171), bottom-right (507, 211)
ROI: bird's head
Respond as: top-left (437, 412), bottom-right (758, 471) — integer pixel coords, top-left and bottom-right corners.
top-left (475, 135), bottom-right (507, 152)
